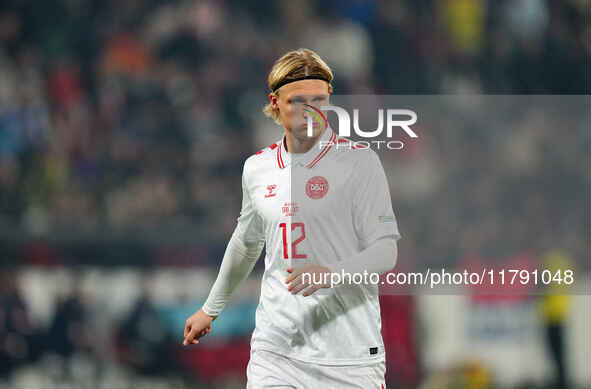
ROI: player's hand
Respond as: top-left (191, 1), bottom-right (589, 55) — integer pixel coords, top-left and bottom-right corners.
top-left (183, 308), bottom-right (216, 346)
top-left (286, 265), bottom-right (332, 296)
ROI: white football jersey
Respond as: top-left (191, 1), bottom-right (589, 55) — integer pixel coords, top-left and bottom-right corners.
top-left (236, 128), bottom-right (400, 365)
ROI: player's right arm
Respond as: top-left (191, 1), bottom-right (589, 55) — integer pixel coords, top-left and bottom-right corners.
top-left (183, 158), bottom-right (265, 347)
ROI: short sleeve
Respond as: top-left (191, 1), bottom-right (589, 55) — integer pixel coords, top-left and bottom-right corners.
top-left (234, 160), bottom-right (265, 244)
top-left (352, 151), bottom-right (401, 249)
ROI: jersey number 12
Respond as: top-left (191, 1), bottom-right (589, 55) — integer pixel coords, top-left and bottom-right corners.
top-left (279, 222), bottom-right (307, 259)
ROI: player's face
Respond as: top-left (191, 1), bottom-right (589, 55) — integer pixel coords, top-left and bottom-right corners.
top-left (270, 79), bottom-right (330, 141)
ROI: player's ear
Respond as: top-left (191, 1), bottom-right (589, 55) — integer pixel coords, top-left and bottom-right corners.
top-left (269, 92), bottom-right (278, 109)
top-left (269, 92), bottom-right (280, 117)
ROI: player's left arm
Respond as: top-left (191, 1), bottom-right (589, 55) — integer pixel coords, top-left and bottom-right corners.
top-left (287, 151), bottom-right (400, 296)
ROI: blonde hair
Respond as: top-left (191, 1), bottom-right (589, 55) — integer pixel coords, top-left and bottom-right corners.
top-left (263, 48), bottom-right (334, 124)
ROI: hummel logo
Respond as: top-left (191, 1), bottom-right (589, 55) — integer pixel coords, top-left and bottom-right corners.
top-left (264, 184), bottom-right (277, 198)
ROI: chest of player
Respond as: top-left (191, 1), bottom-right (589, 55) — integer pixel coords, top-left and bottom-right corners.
top-left (249, 164), bottom-right (353, 227)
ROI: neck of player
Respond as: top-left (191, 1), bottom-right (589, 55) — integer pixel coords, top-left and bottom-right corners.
top-left (285, 129), bottom-right (325, 154)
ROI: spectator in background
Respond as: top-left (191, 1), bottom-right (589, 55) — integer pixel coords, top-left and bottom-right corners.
top-left (0, 270), bottom-right (36, 376)
top-left (116, 271), bottom-right (171, 375)
top-left (539, 250), bottom-right (574, 389)
top-left (45, 275), bottom-right (90, 378)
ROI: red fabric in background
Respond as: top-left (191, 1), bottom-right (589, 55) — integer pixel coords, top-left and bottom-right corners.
top-left (380, 295), bottom-right (420, 388)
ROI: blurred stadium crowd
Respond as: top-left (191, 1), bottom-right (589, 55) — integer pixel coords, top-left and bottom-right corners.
top-left (1, 0), bottom-right (590, 388)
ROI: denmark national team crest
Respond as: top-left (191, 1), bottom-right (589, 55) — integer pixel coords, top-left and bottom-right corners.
top-left (305, 176), bottom-right (329, 199)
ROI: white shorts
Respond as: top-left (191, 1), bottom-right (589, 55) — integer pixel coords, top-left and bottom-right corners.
top-left (246, 349), bottom-right (386, 389)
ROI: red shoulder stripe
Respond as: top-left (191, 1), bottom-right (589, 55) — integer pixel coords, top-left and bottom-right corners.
top-left (254, 142), bottom-right (280, 156)
top-left (276, 141), bottom-right (285, 168)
